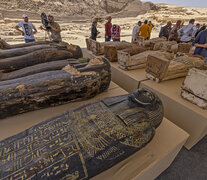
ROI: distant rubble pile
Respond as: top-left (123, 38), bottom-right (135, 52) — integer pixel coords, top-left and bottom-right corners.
top-left (0, 0), bottom-right (157, 18)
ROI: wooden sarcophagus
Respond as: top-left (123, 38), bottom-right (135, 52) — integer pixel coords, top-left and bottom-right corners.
top-left (0, 57), bottom-right (111, 119)
top-left (103, 42), bottom-right (136, 62)
top-left (118, 50), bottom-right (174, 70)
top-left (146, 55), bottom-right (205, 82)
top-left (0, 44), bottom-right (83, 72)
top-left (181, 68), bottom-right (207, 109)
top-left (144, 37), bottom-right (167, 50)
top-left (0, 88), bottom-right (164, 179)
top-left (0, 39), bottom-right (52, 49)
top-left (85, 38), bottom-right (133, 57)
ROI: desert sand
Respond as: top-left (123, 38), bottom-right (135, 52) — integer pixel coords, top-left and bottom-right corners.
top-left (0, 4), bottom-right (206, 47)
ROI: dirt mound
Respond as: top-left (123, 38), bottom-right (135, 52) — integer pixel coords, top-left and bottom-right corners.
top-left (0, 0), bottom-right (156, 18)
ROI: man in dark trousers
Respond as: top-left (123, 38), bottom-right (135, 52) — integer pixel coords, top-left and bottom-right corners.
top-left (90, 21), bottom-right (100, 41)
top-left (105, 16), bottom-right (112, 42)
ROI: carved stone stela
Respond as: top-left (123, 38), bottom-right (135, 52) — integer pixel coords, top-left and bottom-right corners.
top-left (181, 68), bottom-right (207, 109)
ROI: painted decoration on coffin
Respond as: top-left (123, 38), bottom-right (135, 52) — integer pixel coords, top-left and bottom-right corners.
top-left (0, 89), bottom-right (163, 179)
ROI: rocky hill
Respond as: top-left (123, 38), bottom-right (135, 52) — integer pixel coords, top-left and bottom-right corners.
top-left (0, 0), bottom-right (157, 19)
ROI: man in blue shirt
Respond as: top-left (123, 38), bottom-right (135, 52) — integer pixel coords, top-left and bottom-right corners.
top-left (192, 29), bottom-right (207, 62)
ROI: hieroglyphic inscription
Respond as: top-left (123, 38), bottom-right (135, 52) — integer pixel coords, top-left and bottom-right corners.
top-left (0, 91), bottom-right (163, 179)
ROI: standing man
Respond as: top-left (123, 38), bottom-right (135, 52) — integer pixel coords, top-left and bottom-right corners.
top-left (159, 21), bottom-right (172, 40)
top-left (90, 21), bottom-right (100, 41)
top-left (148, 21), bottom-right (154, 40)
top-left (132, 21), bottom-right (142, 42)
top-left (138, 20), bottom-right (150, 40)
top-left (169, 20), bottom-right (182, 41)
top-left (15, 14), bottom-right (37, 43)
top-left (40, 15), bottom-right (62, 43)
top-left (178, 19), bottom-right (197, 43)
top-left (105, 16), bottom-right (112, 42)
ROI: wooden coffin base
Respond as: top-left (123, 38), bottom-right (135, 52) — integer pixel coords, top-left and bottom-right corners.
top-left (118, 50), bottom-right (174, 70)
top-left (146, 55), bottom-right (204, 82)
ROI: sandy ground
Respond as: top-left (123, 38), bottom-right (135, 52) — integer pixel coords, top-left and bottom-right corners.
top-left (0, 4), bottom-right (206, 47)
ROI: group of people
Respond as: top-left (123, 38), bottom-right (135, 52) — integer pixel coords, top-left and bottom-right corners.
top-left (15, 14), bottom-right (62, 43)
top-left (91, 16), bottom-right (121, 42)
top-left (16, 13), bottom-right (206, 62)
top-left (132, 20), bottom-right (154, 41)
top-left (91, 17), bottom-right (154, 42)
top-left (92, 16), bottom-right (207, 62)
top-left (159, 19), bottom-right (207, 61)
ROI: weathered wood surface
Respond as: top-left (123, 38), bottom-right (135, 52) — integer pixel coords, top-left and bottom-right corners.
top-left (171, 43), bottom-right (192, 54)
top-left (86, 38), bottom-right (91, 51)
top-left (86, 38), bottom-right (133, 56)
top-left (0, 39), bottom-right (52, 49)
top-left (0, 57), bottom-right (111, 119)
top-left (0, 89), bottom-right (163, 179)
top-left (104, 42), bottom-right (136, 62)
top-left (118, 50), bottom-right (174, 70)
top-left (0, 59), bottom-right (82, 81)
top-left (0, 44), bottom-right (57, 59)
top-left (132, 36), bottom-right (145, 46)
top-left (144, 37), bottom-right (167, 50)
top-left (0, 45), bottom-right (83, 72)
top-left (181, 68), bottom-right (207, 109)
top-left (153, 41), bottom-right (177, 52)
top-left (146, 55), bottom-right (204, 82)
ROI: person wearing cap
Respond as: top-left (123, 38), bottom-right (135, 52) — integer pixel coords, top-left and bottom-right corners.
top-left (40, 15), bottom-right (62, 43)
top-left (111, 24), bottom-right (121, 42)
top-left (90, 21), bottom-right (100, 41)
top-left (105, 16), bottom-right (112, 42)
top-left (132, 21), bottom-right (142, 42)
top-left (15, 14), bottom-right (37, 43)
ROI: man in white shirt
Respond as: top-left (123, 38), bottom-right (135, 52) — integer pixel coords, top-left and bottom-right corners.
top-left (178, 19), bottom-right (197, 43)
top-left (132, 21), bottom-right (142, 42)
top-left (15, 14), bottom-right (37, 43)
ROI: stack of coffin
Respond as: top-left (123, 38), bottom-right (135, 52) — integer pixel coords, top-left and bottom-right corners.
top-left (146, 55), bottom-right (205, 82)
top-left (118, 50), bottom-right (174, 70)
top-left (0, 40), bottom-right (111, 119)
top-left (85, 38), bottom-right (135, 57)
top-left (181, 68), bottom-right (207, 109)
top-left (150, 40), bottom-right (192, 55)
